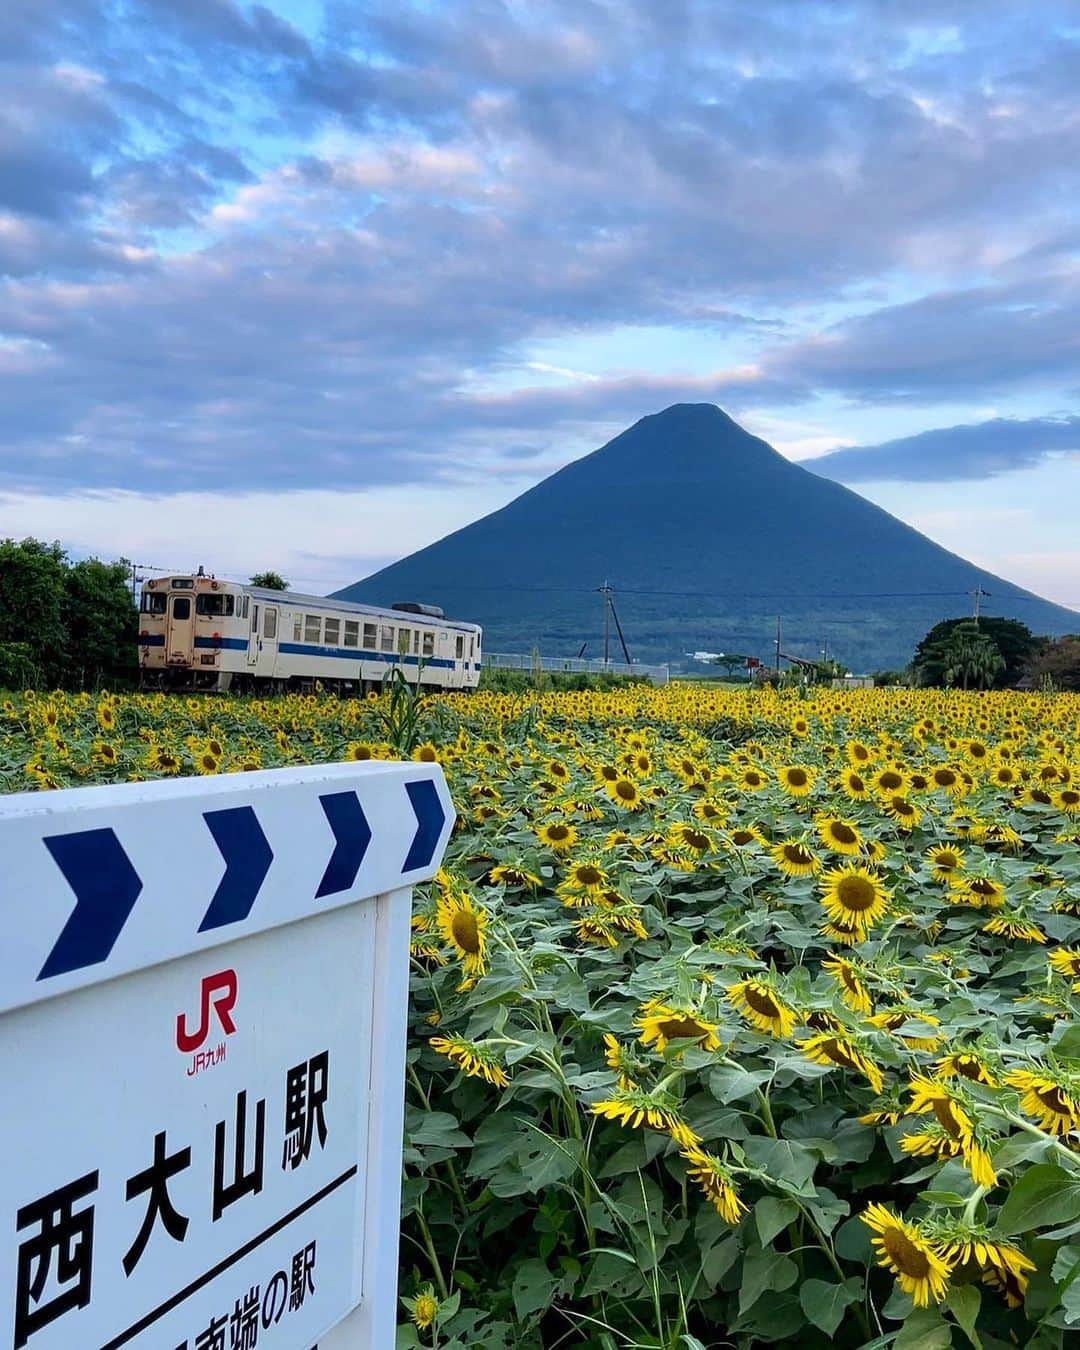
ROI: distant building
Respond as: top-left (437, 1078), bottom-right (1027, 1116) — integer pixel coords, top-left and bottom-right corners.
top-left (832, 675), bottom-right (874, 690)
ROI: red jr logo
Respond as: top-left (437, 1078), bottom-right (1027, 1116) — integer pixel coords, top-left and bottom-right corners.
top-left (176, 969), bottom-right (238, 1053)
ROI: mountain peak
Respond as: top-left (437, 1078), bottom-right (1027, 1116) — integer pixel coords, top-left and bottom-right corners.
top-left (335, 405), bottom-right (1076, 669)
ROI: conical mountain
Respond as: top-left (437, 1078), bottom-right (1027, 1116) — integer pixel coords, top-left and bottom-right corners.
top-left (335, 404), bottom-right (1076, 670)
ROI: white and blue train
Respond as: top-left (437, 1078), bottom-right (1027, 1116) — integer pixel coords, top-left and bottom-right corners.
top-left (137, 573), bottom-right (482, 693)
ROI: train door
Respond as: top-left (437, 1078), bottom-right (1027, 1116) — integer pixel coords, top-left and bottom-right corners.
top-left (166, 593), bottom-right (194, 666)
top-left (258, 606), bottom-right (279, 677)
top-left (247, 602), bottom-right (260, 666)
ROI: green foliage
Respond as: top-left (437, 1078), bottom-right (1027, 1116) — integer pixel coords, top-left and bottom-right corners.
top-left (249, 570), bottom-right (289, 590)
top-left (913, 616), bottom-right (1038, 689)
top-left (1026, 637), bottom-right (1080, 692)
top-left (0, 538), bottom-right (136, 689)
top-left (479, 667), bottom-right (649, 693)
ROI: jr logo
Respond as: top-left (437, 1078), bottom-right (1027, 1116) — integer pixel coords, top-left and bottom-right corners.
top-left (176, 968), bottom-right (238, 1054)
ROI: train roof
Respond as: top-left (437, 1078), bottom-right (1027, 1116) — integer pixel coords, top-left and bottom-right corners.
top-left (245, 585), bottom-right (482, 633)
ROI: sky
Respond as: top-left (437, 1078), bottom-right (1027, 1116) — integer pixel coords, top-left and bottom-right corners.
top-left (1, 0), bottom-right (1079, 605)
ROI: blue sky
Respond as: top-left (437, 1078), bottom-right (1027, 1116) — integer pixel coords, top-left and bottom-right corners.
top-left (1, 0), bottom-right (1078, 604)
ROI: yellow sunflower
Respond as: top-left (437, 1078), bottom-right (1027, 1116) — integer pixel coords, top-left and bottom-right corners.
top-left (636, 1001), bottom-right (721, 1054)
top-left (925, 844), bottom-right (965, 882)
top-left (861, 1203), bottom-right (953, 1307)
top-left (434, 891), bottom-right (488, 977)
top-left (820, 865), bottom-right (889, 935)
top-left (1004, 1067), bottom-right (1080, 1135)
top-left (778, 764), bottom-right (815, 797)
top-left (815, 815), bottom-right (863, 856)
top-left (726, 978), bottom-right (798, 1038)
top-left (536, 820), bottom-right (579, 853)
top-left (798, 1032), bottom-right (883, 1093)
top-left (681, 1147), bottom-right (747, 1224)
top-left (771, 840), bottom-right (820, 877)
top-left (821, 955), bottom-right (872, 1013)
top-left (429, 1035), bottom-right (508, 1087)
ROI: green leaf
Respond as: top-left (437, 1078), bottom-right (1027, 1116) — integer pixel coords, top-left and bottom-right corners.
top-left (406, 1110), bottom-right (472, 1149)
top-left (893, 1308), bottom-right (953, 1350)
top-left (1051, 1246), bottom-right (1080, 1284)
top-left (707, 1064), bottom-right (773, 1103)
top-left (946, 1284), bottom-right (982, 1348)
top-left (754, 1196), bottom-right (799, 1247)
top-left (799, 1278), bottom-right (859, 1336)
top-left (997, 1164), bottom-right (1080, 1235)
top-left (742, 1137), bottom-right (818, 1196)
top-left (738, 1248), bottom-right (798, 1315)
top-left (511, 1259), bottom-right (560, 1322)
top-left (1051, 1024), bottom-right (1080, 1060)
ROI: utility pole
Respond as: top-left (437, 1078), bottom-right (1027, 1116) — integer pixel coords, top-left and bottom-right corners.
top-left (130, 561), bottom-right (144, 606)
top-left (608, 588), bottom-right (632, 665)
top-left (775, 615), bottom-right (781, 677)
top-left (971, 587), bottom-right (989, 623)
top-left (600, 580), bottom-right (611, 666)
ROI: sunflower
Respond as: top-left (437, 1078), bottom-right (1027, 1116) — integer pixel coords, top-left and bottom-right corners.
top-left (1055, 787), bottom-right (1080, 814)
top-left (925, 845), bottom-right (964, 883)
top-left (608, 777), bottom-right (643, 810)
top-left (771, 840), bottom-right (820, 877)
top-left (536, 820), bottom-right (579, 853)
top-left (778, 764), bottom-right (815, 797)
top-left (820, 865), bottom-right (889, 935)
top-left (860, 1204), bottom-right (953, 1307)
top-left (935, 1050), bottom-right (997, 1087)
top-left (429, 1035), bottom-right (508, 1087)
top-left (692, 798), bottom-right (727, 825)
top-left (952, 874), bottom-right (1006, 909)
top-left (799, 1032), bottom-right (883, 1093)
top-left (601, 1033), bottom-right (637, 1090)
top-left (557, 857), bottom-right (610, 903)
top-left (1049, 947), bottom-right (1080, 981)
top-left (934, 1228), bottom-right (1034, 1306)
top-left (839, 768), bottom-right (870, 800)
top-left (636, 1001), bottom-right (721, 1054)
top-left (194, 748), bottom-right (222, 775)
top-left (591, 1085), bottom-right (700, 1149)
top-left (905, 1077), bottom-right (997, 1185)
top-left (873, 766), bottom-right (906, 795)
top-left (726, 825), bottom-right (766, 849)
top-left (982, 913), bottom-right (1046, 943)
top-left (868, 1007), bottom-right (942, 1050)
top-left (1004, 1067), bottom-right (1080, 1134)
top-left (487, 863), bottom-right (541, 889)
top-left (846, 739), bottom-right (874, 766)
top-left (681, 1147), bottom-right (747, 1224)
top-left (666, 822), bottom-right (717, 855)
top-left (882, 794), bottom-right (921, 829)
top-left (813, 814), bottom-right (863, 857)
top-left (726, 978), bottom-right (798, 1038)
top-left (738, 767), bottom-right (769, 792)
top-left (821, 955), bottom-right (872, 1013)
top-left (434, 891), bottom-right (488, 977)
top-left (929, 764), bottom-right (965, 795)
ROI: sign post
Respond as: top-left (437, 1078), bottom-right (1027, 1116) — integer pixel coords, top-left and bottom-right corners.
top-left (0, 761), bottom-right (454, 1350)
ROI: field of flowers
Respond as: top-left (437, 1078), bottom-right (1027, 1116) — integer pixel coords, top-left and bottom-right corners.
top-left (6, 683), bottom-right (1080, 1348)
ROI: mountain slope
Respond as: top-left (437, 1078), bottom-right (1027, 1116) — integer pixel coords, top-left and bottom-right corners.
top-left (334, 404), bottom-right (1077, 670)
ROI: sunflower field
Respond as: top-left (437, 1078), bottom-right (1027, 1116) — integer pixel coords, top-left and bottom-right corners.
top-left (7, 684), bottom-right (1080, 1348)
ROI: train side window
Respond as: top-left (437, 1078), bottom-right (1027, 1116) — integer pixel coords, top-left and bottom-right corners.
top-left (142, 592), bottom-right (167, 614)
top-left (304, 614), bottom-right (321, 644)
top-left (469, 635), bottom-right (475, 657)
top-left (240, 595), bottom-right (249, 619)
top-left (343, 620), bottom-right (359, 648)
top-left (362, 623), bottom-right (377, 649)
top-left (380, 625), bottom-right (395, 652)
top-left (171, 597), bottom-right (191, 620)
top-left (455, 635), bottom-right (464, 659)
top-left (264, 609), bottom-right (277, 639)
top-left (413, 630), bottom-right (420, 654)
top-left (293, 616), bottom-right (302, 641)
top-left (422, 630), bottom-right (434, 657)
top-left (324, 617), bottom-right (340, 646)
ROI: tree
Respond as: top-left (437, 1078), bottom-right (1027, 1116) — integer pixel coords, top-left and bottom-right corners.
top-left (938, 621), bottom-right (1004, 690)
top-left (0, 538), bottom-right (67, 686)
top-left (62, 558), bottom-right (138, 688)
top-left (250, 571), bottom-right (288, 590)
top-left (912, 616), bottom-right (1037, 688)
top-left (1025, 636), bottom-right (1080, 691)
top-left (712, 653), bottom-right (750, 678)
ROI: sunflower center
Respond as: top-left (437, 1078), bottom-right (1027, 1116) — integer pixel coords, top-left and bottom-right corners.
top-left (615, 782), bottom-right (637, 801)
top-left (882, 1229), bottom-right (931, 1279)
top-left (1036, 1085), bottom-right (1071, 1113)
top-left (931, 1099), bottom-right (963, 1140)
top-left (879, 771), bottom-right (902, 790)
top-left (830, 823), bottom-right (858, 845)
top-left (548, 825), bottom-right (569, 841)
top-left (784, 844), bottom-right (813, 864)
top-left (970, 879), bottom-right (997, 896)
top-left (744, 984), bottom-right (781, 1018)
top-left (575, 865), bottom-right (602, 886)
top-left (890, 798), bottom-right (915, 817)
top-left (732, 830), bottom-right (754, 845)
top-left (450, 910), bottom-right (481, 955)
top-left (787, 769), bottom-right (808, 787)
top-left (835, 875), bottom-right (877, 912)
top-left (660, 1017), bottom-right (704, 1040)
top-left (683, 829), bottom-right (710, 849)
top-left (848, 774), bottom-right (866, 791)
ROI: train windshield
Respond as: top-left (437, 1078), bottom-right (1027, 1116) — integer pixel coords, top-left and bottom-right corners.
top-left (196, 594), bottom-right (234, 616)
top-left (141, 592), bottom-right (167, 614)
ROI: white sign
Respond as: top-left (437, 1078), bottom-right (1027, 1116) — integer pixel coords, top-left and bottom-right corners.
top-left (0, 761), bottom-right (454, 1350)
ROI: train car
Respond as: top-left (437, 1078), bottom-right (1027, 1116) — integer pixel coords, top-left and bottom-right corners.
top-left (137, 573), bottom-right (482, 693)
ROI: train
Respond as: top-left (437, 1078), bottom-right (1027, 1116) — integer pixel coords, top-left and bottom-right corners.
top-left (137, 572), bottom-right (482, 693)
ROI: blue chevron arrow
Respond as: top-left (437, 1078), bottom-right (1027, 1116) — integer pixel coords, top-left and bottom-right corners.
top-left (199, 806), bottom-right (273, 932)
top-left (402, 778), bottom-right (445, 872)
top-left (38, 828), bottom-right (144, 980)
top-left (315, 791), bottom-right (372, 898)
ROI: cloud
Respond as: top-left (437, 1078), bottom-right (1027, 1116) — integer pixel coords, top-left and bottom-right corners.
top-left (806, 414), bottom-right (1080, 482)
top-left (0, 0), bottom-right (1078, 499)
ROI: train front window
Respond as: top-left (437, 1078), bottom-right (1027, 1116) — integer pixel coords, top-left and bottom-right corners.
top-left (141, 593), bottom-right (166, 615)
top-left (171, 597), bottom-right (191, 620)
top-left (196, 594), bottom-right (234, 617)
top-left (455, 635), bottom-right (464, 659)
